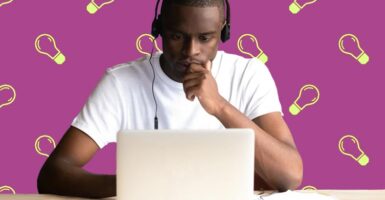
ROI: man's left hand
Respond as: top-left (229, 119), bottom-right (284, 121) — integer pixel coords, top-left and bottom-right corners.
top-left (182, 60), bottom-right (226, 116)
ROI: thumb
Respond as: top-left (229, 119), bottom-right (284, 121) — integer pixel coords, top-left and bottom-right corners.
top-left (204, 60), bottom-right (212, 71)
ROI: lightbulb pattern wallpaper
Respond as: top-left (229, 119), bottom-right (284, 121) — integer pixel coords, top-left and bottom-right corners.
top-left (1, 0), bottom-right (385, 194)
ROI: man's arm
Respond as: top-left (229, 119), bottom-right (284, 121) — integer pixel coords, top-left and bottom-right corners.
top-left (37, 126), bottom-right (116, 198)
top-left (183, 62), bottom-right (303, 191)
top-left (215, 101), bottom-right (303, 191)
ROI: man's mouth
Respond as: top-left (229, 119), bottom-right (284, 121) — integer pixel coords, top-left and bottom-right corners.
top-left (173, 63), bottom-right (187, 73)
top-left (175, 59), bottom-right (203, 73)
top-left (175, 61), bottom-right (193, 72)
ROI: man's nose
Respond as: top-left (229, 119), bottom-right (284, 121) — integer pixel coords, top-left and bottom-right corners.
top-left (182, 38), bottom-right (200, 58)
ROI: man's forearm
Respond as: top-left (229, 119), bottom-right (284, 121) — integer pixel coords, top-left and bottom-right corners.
top-left (38, 160), bottom-right (116, 198)
top-left (214, 99), bottom-right (303, 191)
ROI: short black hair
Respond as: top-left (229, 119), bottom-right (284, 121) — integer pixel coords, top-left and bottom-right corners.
top-left (160, 0), bottom-right (225, 21)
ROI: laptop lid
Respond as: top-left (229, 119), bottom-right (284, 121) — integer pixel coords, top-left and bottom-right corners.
top-left (117, 129), bottom-right (255, 200)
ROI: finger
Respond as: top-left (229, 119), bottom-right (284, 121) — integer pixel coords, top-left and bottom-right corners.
top-left (203, 60), bottom-right (212, 71)
top-left (183, 76), bottom-right (203, 91)
top-left (189, 63), bottom-right (206, 73)
top-left (183, 72), bottom-right (204, 82)
top-left (185, 85), bottom-right (200, 101)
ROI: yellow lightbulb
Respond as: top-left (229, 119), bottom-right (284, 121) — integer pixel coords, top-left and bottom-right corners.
top-left (87, 0), bottom-right (114, 14)
top-left (289, 84), bottom-right (320, 115)
top-left (302, 185), bottom-right (317, 190)
top-left (289, 0), bottom-right (318, 14)
top-left (0, 185), bottom-right (16, 194)
top-left (0, 0), bottom-right (13, 7)
top-left (136, 33), bottom-right (162, 56)
top-left (237, 33), bottom-right (268, 64)
top-left (0, 84), bottom-right (16, 109)
top-left (35, 34), bottom-right (66, 65)
top-left (338, 134), bottom-right (369, 166)
top-left (338, 33), bottom-right (369, 65)
top-left (35, 135), bottom-right (56, 157)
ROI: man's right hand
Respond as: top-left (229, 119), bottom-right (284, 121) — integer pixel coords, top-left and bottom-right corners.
top-left (37, 126), bottom-right (116, 198)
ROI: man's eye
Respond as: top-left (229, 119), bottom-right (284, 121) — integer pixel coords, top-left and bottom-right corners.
top-left (199, 35), bottom-right (211, 42)
top-left (170, 33), bottom-right (182, 40)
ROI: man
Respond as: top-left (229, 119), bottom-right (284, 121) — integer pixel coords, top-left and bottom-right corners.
top-left (37, 0), bottom-right (303, 198)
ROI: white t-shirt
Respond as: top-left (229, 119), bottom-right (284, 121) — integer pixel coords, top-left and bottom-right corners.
top-left (72, 51), bottom-right (282, 148)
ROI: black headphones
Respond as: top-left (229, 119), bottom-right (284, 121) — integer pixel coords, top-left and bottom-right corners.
top-left (151, 0), bottom-right (231, 43)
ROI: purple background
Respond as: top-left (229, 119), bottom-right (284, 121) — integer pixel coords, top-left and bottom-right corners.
top-left (1, 0), bottom-right (385, 194)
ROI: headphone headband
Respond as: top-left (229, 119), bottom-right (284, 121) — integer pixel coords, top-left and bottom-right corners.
top-left (225, 0), bottom-right (230, 26)
top-left (154, 0), bottom-right (161, 24)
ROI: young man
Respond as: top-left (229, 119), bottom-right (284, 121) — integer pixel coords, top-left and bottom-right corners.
top-left (37, 0), bottom-right (303, 198)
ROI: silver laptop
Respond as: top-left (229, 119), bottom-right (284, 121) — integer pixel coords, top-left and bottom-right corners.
top-left (117, 129), bottom-right (255, 200)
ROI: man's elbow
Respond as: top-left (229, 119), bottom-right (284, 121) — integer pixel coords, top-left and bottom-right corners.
top-left (276, 159), bottom-right (304, 191)
top-left (37, 160), bottom-right (62, 194)
top-left (286, 169), bottom-right (303, 190)
top-left (37, 164), bottom-right (52, 194)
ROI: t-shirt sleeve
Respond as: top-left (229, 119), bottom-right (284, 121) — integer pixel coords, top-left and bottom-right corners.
top-left (71, 69), bottom-right (123, 148)
top-left (242, 58), bottom-right (283, 120)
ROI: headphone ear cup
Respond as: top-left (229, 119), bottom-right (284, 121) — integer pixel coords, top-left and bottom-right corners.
top-left (151, 18), bottom-right (160, 38)
top-left (221, 24), bottom-right (230, 42)
top-left (151, 15), bottom-right (162, 38)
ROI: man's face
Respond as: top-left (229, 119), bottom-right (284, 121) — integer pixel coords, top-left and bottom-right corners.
top-left (160, 4), bottom-right (224, 80)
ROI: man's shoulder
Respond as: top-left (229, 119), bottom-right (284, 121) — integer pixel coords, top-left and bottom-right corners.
top-left (218, 51), bottom-right (266, 72)
top-left (219, 50), bottom-right (249, 62)
top-left (102, 55), bottom-right (155, 83)
top-left (107, 55), bottom-right (150, 74)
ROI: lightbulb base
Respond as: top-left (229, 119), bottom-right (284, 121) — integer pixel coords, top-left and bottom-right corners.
top-left (357, 53), bottom-right (369, 65)
top-left (289, 2), bottom-right (301, 14)
top-left (257, 52), bottom-right (269, 64)
top-left (54, 53), bottom-right (66, 65)
top-left (357, 154), bottom-right (369, 166)
top-left (289, 103), bottom-right (301, 115)
top-left (87, 2), bottom-right (99, 14)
